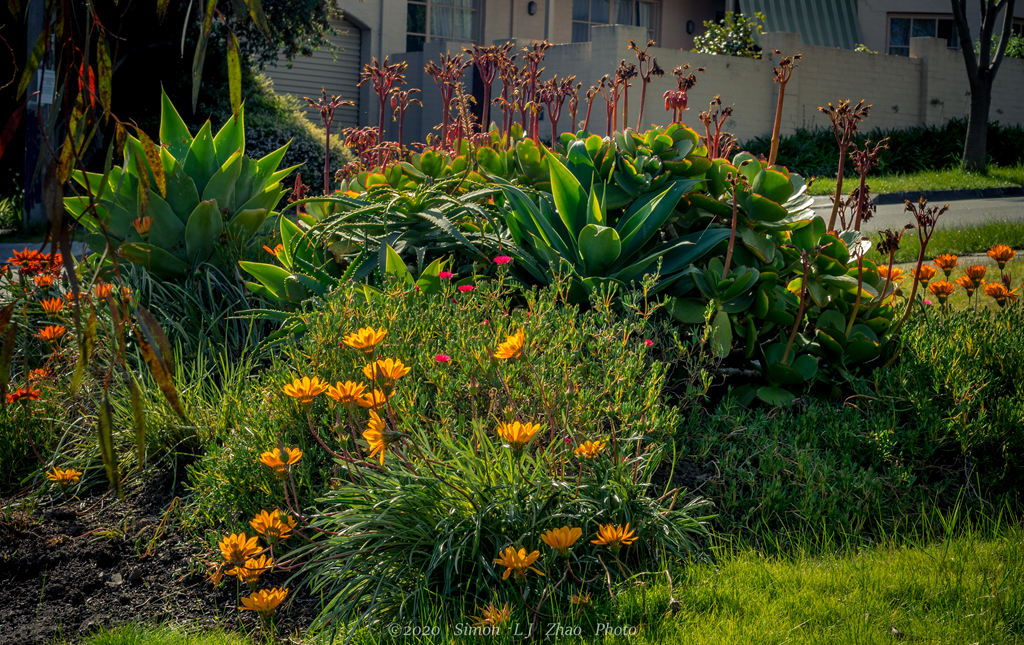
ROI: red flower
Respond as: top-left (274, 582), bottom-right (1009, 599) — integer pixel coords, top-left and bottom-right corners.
top-left (457, 285), bottom-right (475, 293)
top-left (439, 271), bottom-right (456, 279)
top-left (644, 339), bottom-right (653, 347)
top-left (493, 256), bottom-right (512, 265)
top-left (6, 386), bottom-right (41, 403)
top-left (434, 354), bottom-right (451, 363)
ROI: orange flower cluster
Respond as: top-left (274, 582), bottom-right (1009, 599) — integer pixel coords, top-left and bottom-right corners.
top-left (6, 248), bottom-right (63, 278)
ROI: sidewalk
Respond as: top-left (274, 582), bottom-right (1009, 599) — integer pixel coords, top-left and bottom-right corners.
top-left (812, 195), bottom-right (1024, 233)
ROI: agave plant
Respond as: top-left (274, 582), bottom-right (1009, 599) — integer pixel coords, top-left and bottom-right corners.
top-left (64, 90), bottom-right (295, 278)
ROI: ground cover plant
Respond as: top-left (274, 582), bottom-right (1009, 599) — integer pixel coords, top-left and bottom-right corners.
top-left (2, 15), bottom-right (1023, 644)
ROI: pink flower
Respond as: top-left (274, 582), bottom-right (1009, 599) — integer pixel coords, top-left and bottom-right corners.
top-left (923, 299), bottom-right (933, 306)
top-left (457, 285), bottom-right (475, 293)
top-left (414, 285), bottom-right (420, 291)
top-left (643, 339), bottom-right (653, 347)
top-left (439, 271), bottom-right (455, 279)
top-left (434, 354), bottom-right (451, 363)
top-left (493, 256), bottom-right (512, 265)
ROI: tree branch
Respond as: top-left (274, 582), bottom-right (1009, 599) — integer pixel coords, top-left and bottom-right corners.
top-left (951, 0), bottom-right (980, 84)
top-left (990, 0), bottom-right (1018, 78)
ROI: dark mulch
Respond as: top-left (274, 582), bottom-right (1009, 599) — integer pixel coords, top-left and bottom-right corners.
top-left (0, 469), bottom-right (318, 644)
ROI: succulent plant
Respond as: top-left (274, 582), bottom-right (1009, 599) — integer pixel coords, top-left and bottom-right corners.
top-left (64, 90), bottom-right (295, 278)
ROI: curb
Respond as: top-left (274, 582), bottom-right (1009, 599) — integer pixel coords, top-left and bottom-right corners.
top-left (873, 186), bottom-right (1024, 205)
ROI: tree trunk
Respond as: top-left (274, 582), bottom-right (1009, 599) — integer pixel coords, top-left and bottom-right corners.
top-left (962, 80), bottom-right (991, 171)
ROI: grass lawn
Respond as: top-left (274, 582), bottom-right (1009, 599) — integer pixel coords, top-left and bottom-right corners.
top-left (78, 526), bottom-right (1024, 644)
top-left (890, 221), bottom-right (1024, 263)
top-left (809, 163), bottom-right (1024, 196)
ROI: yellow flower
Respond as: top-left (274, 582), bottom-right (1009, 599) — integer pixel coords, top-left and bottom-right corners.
top-left (591, 523), bottom-right (638, 552)
top-left (326, 380), bottom-right (368, 405)
top-left (493, 546), bottom-right (544, 580)
top-left (250, 509), bottom-right (297, 541)
top-left (35, 324), bottom-right (67, 342)
top-left (927, 280), bottom-right (956, 304)
top-left (362, 358), bottom-right (411, 389)
top-left (343, 327), bottom-right (387, 354)
top-left (913, 264), bottom-right (936, 284)
top-left (984, 282), bottom-right (1019, 307)
top-left (495, 421), bottom-right (541, 450)
top-left (570, 592), bottom-right (592, 607)
top-left (955, 275), bottom-right (976, 296)
top-left (473, 602), bottom-right (512, 628)
top-left (239, 587), bottom-right (288, 617)
top-left (218, 533), bottom-right (260, 570)
top-left (282, 376), bottom-right (329, 404)
top-left (132, 216), bottom-right (152, 235)
top-left (987, 244), bottom-right (1016, 269)
top-left (932, 253), bottom-right (959, 277)
top-left (235, 554), bottom-right (274, 584)
top-left (46, 466), bottom-right (82, 486)
top-left (258, 446), bottom-right (303, 479)
top-left (356, 388), bottom-right (389, 409)
top-left (573, 440), bottom-right (606, 460)
top-left (540, 526), bottom-right (583, 556)
top-left (40, 297), bottom-right (64, 316)
top-left (363, 410), bottom-right (390, 465)
top-left (964, 264), bottom-right (987, 286)
top-left (493, 329), bottom-right (525, 360)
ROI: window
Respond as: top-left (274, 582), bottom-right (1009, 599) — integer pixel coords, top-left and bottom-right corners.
top-left (571, 0), bottom-right (659, 43)
top-left (407, 0), bottom-right (479, 52)
top-left (888, 15), bottom-right (959, 56)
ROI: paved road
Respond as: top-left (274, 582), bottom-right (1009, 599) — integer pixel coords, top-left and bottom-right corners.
top-left (0, 241), bottom-right (86, 262)
top-left (813, 195), bottom-right (1024, 233)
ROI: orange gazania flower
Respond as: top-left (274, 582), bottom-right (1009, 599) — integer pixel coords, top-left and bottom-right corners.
top-left (540, 526), bottom-right (583, 556)
top-left (46, 466), bottom-right (82, 486)
top-left (132, 216), bottom-right (152, 235)
top-left (362, 358), bottom-right (410, 389)
top-left (258, 446), bottom-right (303, 479)
top-left (363, 410), bottom-right (390, 465)
top-left (928, 280), bottom-right (956, 304)
top-left (495, 421), bottom-right (541, 450)
top-left (40, 297), bottom-right (64, 316)
top-left (35, 325), bottom-right (67, 342)
top-left (877, 265), bottom-right (904, 282)
top-left (987, 244), bottom-right (1016, 269)
top-left (591, 523), bottom-right (638, 551)
top-left (33, 274), bottom-right (55, 288)
top-left (356, 388), bottom-right (389, 409)
top-left (6, 386), bottom-right (41, 403)
top-left (94, 282), bottom-right (114, 299)
top-left (955, 275), bottom-right (976, 296)
top-left (239, 587), bottom-right (288, 617)
top-left (326, 380), bottom-right (368, 405)
top-left (932, 254), bottom-right (959, 277)
top-left (28, 368), bottom-right (51, 381)
top-left (473, 602), bottom-right (512, 628)
top-left (493, 546), bottom-right (544, 580)
top-left (574, 439), bottom-right (606, 460)
top-left (234, 554), bottom-right (273, 584)
top-left (250, 509), bottom-right (296, 542)
top-left (493, 329), bottom-right (525, 360)
top-left (964, 264), bottom-right (987, 286)
top-left (343, 327), bottom-right (387, 354)
top-left (282, 376), bottom-right (329, 404)
top-left (218, 532), bottom-right (260, 570)
top-left (913, 264), bottom-right (937, 284)
top-left (984, 282), bottom-right (1019, 307)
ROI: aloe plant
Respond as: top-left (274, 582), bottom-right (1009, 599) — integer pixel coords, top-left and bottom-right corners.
top-left (64, 90), bottom-right (295, 278)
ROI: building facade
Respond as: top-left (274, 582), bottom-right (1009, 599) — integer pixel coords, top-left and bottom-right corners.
top-left (264, 0), bottom-right (1024, 139)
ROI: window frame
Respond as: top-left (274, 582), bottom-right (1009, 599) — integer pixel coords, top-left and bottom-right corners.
top-left (571, 0), bottom-right (661, 43)
top-left (406, 0), bottom-right (481, 52)
top-left (886, 13), bottom-right (961, 56)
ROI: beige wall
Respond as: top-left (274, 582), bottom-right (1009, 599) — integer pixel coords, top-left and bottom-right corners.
top-left (856, 0), bottom-right (1024, 54)
top-left (539, 25), bottom-right (1024, 143)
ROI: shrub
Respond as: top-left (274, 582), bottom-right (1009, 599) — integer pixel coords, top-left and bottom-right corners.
top-left (693, 11), bottom-right (765, 58)
top-left (185, 274), bottom-right (714, 629)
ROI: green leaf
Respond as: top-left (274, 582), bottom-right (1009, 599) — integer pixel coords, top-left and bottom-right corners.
top-left (119, 242), bottom-right (189, 277)
top-left (202, 150), bottom-right (243, 205)
top-left (228, 208), bottom-right (269, 240)
top-left (239, 261), bottom-right (291, 299)
top-left (16, 32), bottom-right (45, 99)
top-left (242, 0), bottom-right (273, 37)
top-left (159, 88), bottom-right (192, 160)
top-left (577, 224), bottom-right (621, 275)
top-left (128, 376), bottom-right (146, 467)
top-left (142, 190), bottom-right (185, 252)
top-left (665, 297), bottom-right (708, 324)
top-left (214, 106), bottom-right (245, 165)
top-left (97, 33), bottom-right (113, 115)
top-left (711, 309), bottom-right (732, 357)
top-left (616, 179), bottom-right (695, 259)
top-left (226, 31), bottom-right (242, 119)
top-left (97, 388), bottom-right (122, 497)
top-left (184, 199), bottom-right (223, 263)
top-left (756, 386), bottom-right (795, 406)
top-left (191, 0), bottom-right (218, 110)
top-left (547, 152), bottom-right (587, 238)
top-left (744, 193), bottom-right (789, 223)
top-left (183, 121), bottom-right (218, 192)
